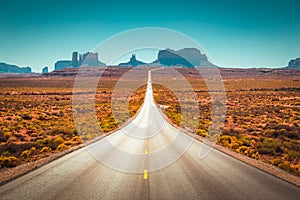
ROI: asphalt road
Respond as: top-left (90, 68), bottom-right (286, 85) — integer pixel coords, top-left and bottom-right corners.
top-left (0, 69), bottom-right (299, 200)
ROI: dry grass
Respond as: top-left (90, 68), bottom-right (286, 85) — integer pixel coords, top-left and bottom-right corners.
top-left (151, 68), bottom-right (300, 176)
top-left (1, 67), bottom-right (299, 177)
top-left (0, 68), bottom-right (145, 170)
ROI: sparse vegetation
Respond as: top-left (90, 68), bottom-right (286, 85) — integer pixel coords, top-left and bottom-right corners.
top-left (0, 67), bottom-right (299, 177)
top-left (0, 68), bottom-right (146, 170)
top-left (152, 68), bottom-right (300, 176)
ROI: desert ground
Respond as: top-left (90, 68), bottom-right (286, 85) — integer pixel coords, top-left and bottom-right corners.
top-left (0, 67), bottom-right (299, 177)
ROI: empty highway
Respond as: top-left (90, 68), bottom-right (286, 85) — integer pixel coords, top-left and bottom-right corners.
top-left (0, 69), bottom-right (299, 200)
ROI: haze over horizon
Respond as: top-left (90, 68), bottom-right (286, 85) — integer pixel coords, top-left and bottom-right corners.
top-left (1, 0), bottom-right (300, 72)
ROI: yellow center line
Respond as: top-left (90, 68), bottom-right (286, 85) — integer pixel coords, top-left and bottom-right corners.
top-left (143, 169), bottom-right (148, 180)
top-left (144, 139), bottom-right (149, 180)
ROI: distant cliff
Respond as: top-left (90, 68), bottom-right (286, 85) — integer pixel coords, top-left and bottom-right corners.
top-left (287, 58), bottom-right (300, 69)
top-left (119, 54), bottom-right (146, 67)
top-left (0, 62), bottom-right (32, 73)
top-left (80, 52), bottom-right (106, 67)
top-left (55, 51), bottom-right (106, 71)
top-left (156, 48), bottom-right (215, 68)
top-left (54, 60), bottom-right (73, 71)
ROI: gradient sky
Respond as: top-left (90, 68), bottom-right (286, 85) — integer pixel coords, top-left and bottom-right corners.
top-left (1, 0), bottom-right (299, 72)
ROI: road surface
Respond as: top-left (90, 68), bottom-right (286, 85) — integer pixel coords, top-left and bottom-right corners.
top-left (0, 69), bottom-right (299, 200)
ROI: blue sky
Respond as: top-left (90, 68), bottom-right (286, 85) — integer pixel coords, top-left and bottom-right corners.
top-left (0, 0), bottom-right (299, 72)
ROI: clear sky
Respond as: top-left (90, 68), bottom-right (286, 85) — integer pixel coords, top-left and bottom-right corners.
top-left (0, 0), bottom-right (299, 72)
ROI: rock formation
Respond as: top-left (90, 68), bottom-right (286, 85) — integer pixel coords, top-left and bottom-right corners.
top-left (79, 52), bottom-right (105, 67)
top-left (54, 60), bottom-right (73, 71)
top-left (287, 58), bottom-right (300, 69)
top-left (156, 48), bottom-right (215, 68)
top-left (54, 51), bottom-right (106, 71)
top-left (72, 52), bottom-right (79, 67)
top-left (0, 62), bottom-right (32, 73)
top-left (42, 66), bottom-right (49, 74)
top-left (119, 54), bottom-right (146, 67)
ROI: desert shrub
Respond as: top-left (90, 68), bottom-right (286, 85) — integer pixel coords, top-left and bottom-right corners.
top-left (71, 136), bottom-right (82, 144)
top-left (35, 138), bottom-right (59, 150)
top-left (271, 158), bottom-right (284, 166)
top-left (30, 133), bottom-right (38, 137)
top-left (63, 140), bottom-right (73, 146)
top-left (4, 132), bottom-right (11, 139)
top-left (20, 150), bottom-right (31, 158)
top-left (229, 142), bottom-right (240, 150)
top-left (0, 142), bottom-right (38, 157)
top-left (0, 131), bottom-right (7, 142)
top-left (222, 128), bottom-right (240, 137)
top-left (0, 156), bottom-right (18, 168)
top-left (22, 114), bottom-right (32, 120)
top-left (218, 135), bottom-right (237, 148)
top-left (48, 127), bottom-right (77, 138)
top-left (197, 129), bottom-right (208, 137)
top-left (238, 136), bottom-right (252, 147)
top-left (255, 138), bottom-right (282, 156)
top-left (264, 124), bottom-right (300, 140)
top-left (283, 140), bottom-right (300, 152)
top-left (73, 129), bottom-right (78, 135)
top-left (282, 131), bottom-right (300, 140)
top-left (166, 111), bottom-right (181, 126)
top-left (57, 143), bottom-right (69, 151)
top-left (264, 129), bottom-right (277, 137)
top-left (277, 161), bottom-right (297, 174)
top-left (54, 137), bottom-right (64, 144)
top-left (40, 147), bottom-right (52, 153)
top-left (100, 121), bottom-right (115, 133)
top-left (291, 162), bottom-right (300, 174)
top-left (8, 136), bottom-right (18, 142)
top-left (31, 146), bottom-right (36, 153)
top-left (237, 146), bottom-right (249, 154)
top-left (250, 151), bottom-right (259, 159)
top-left (286, 150), bottom-right (300, 161)
top-left (218, 135), bottom-right (232, 143)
